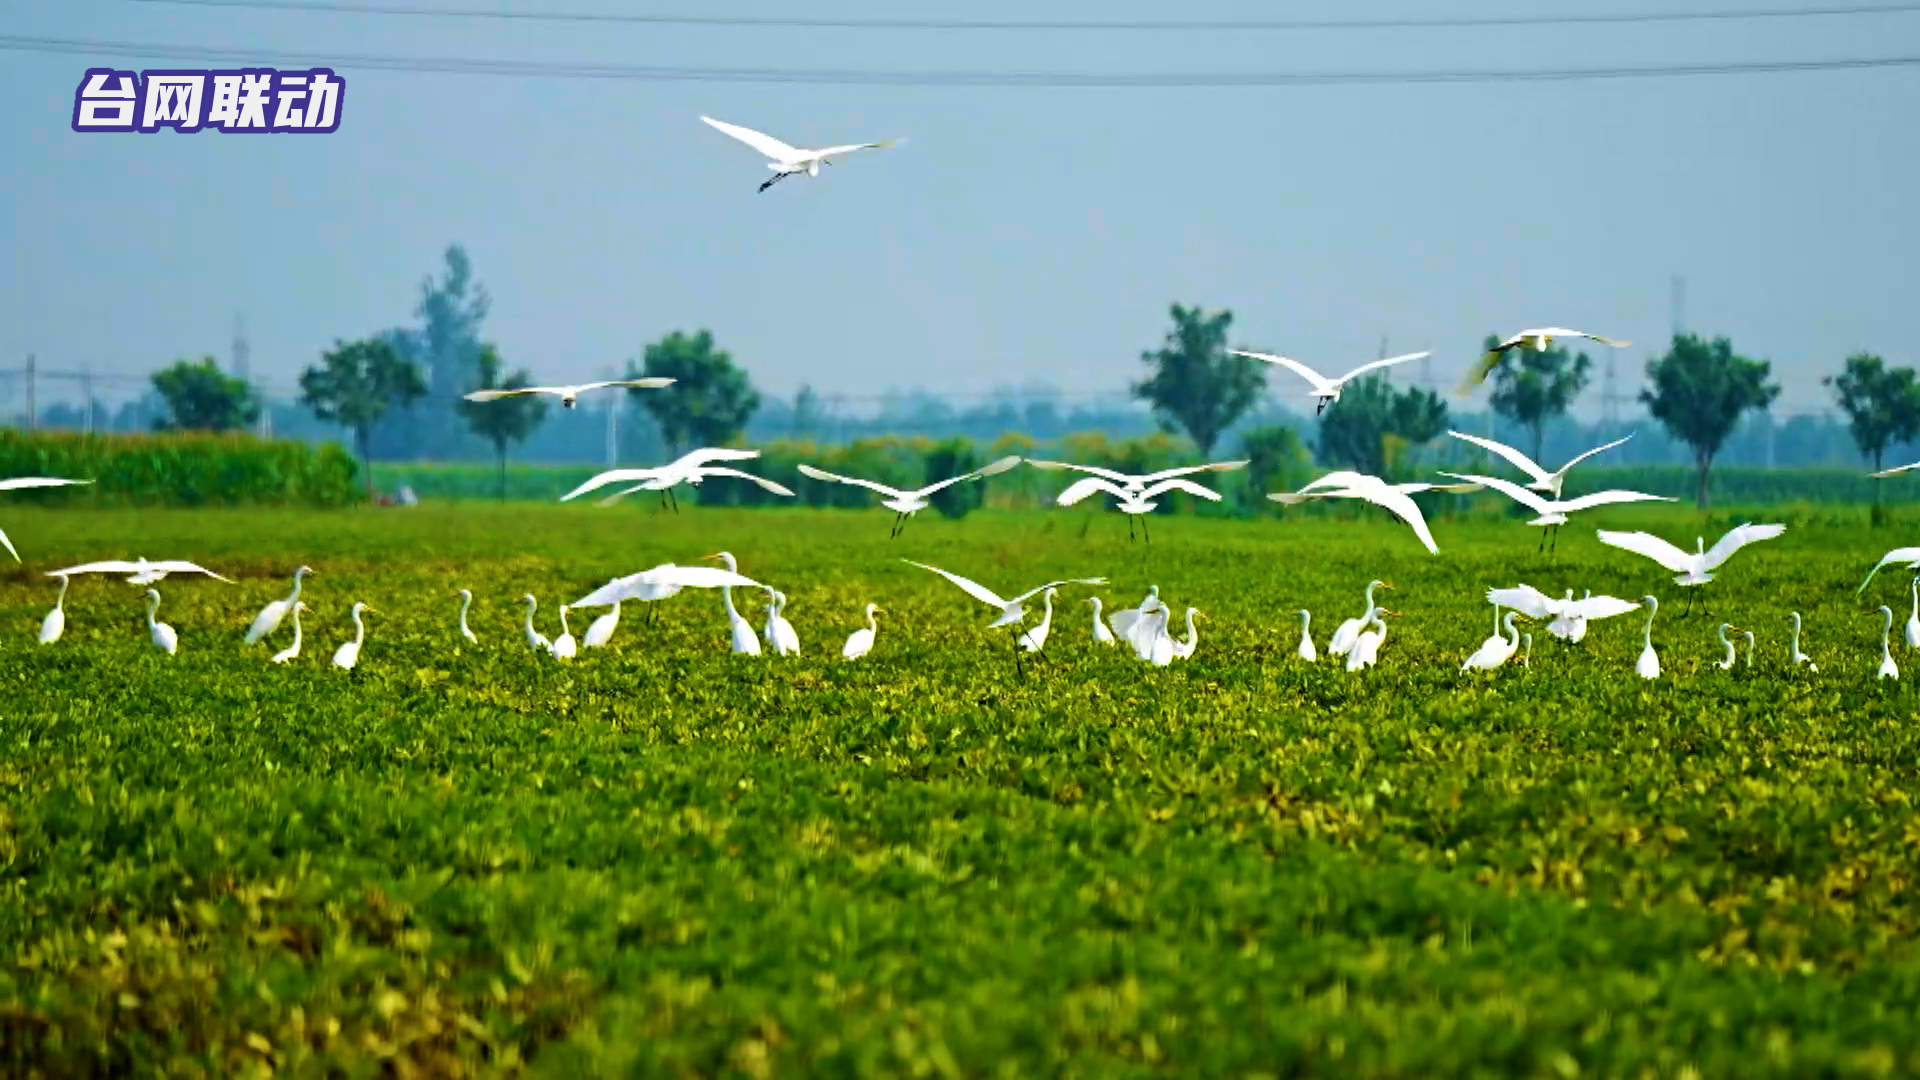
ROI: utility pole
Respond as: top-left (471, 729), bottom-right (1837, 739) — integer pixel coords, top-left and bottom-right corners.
top-left (24, 354), bottom-right (35, 432)
top-left (1601, 352), bottom-right (1621, 426)
top-left (81, 367), bottom-right (94, 435)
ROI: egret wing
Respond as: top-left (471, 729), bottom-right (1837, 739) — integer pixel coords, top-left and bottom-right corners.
top-left (1595, 530), bottom-right (1696, 573)
top-left (673, 447), bottom-right (761, 470)
top-left (700, 115), bottom-right (803, 162)
top-left (653, 565), bottom-right (762, 591)
top-left (1486, 585), bottom-right (1557, 619)
top-left (1228, 349), bottom-right (1334, 393)
top-left (1455, 346), bottom-right (1512, 394)
top-left (1554, 433), bottom-right (1633, 474)
top-left (903, 560), bottom-right (1009, 609)
top-left (699, 467), bottom-right (795, 497)
top-left (0, 526), bottom-right (14, 562)
top-left (0, 477), bottom-right (92, 492)
top-left (814, 139), bottom-right (900, 158)
top-left (563, 468), bottom-right (661, 502)
top-left (598, 378), bottom-right (676, 390)
top-left (796, 464), bottom-right (905, 499)
top-left (1446, 430), bottom-right (1550, 484)
top-left (1567, 594), bottom-right (1641, 621)
top-left (1332, 350), bottom-right (1430, 385)
top-left (463, 388), bottom-right (541, 402)
top-left (1871, 461), bottom-right (1920, 479)
top-left (1056, 476), bottom-right (1122, 507)
top-left (1330, 486), bottom-right (1437, 555)
top-left (1025, 459), bottom-right (1131, 483)
top-left (1858, 546), bottom-right (1920, 593)
top-left (1701, 523), bottom-right (1786, 571)
top-left (1439, 472), bottom-right (1551, 515)
top-left (913, 455), bottom-right (1024, 497)
top-left (47, 559), bottom-right (141, 576)
top-left (150, 560), bottom-right (235, 582)
top-left (1008, 578), bottom-right (1109, 605)
top-left (1556, 489), bottom-right (1674, 513)
top-left (1139, 477), bottom-right (1223, 501)
top-left (1139, 460), bottom-right (1249, 484)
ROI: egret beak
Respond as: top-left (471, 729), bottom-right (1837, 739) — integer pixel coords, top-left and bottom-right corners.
top-left (364, 607), bottom-right (379, 614)
top-left (1380, 583), bottom-right (1397, 591)
top-left (873, 607), bottom-right (887, 615)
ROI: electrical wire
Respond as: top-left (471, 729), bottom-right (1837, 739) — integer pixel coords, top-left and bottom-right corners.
top-left (114, 0), bottom-right (1920, 33)
top-left (9, 34), bottom-right (1919, 84)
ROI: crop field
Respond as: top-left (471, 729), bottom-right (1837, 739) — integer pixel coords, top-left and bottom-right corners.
top-left (6, 502), bottom-right (1920, 1077)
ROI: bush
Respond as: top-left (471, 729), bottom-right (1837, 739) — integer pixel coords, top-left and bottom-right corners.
top-left (0, 429), bottom-right (361, 507)
top-left (925, 438), bottom-right (985, 519)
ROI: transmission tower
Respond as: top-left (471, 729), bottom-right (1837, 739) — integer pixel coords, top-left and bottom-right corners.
top-left (231, 313), bottom-right (250, 381)
top-left (1601, 351), bottom-right (1622, 425)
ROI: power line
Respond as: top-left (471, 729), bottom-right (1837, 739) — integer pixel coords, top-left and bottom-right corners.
top-left (117, 0), bottom-right (1920, 32)
top-left (7, 35), bottom-right (1919, 85)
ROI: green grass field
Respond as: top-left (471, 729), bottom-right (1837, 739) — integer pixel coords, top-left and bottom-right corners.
top-left (6, 502), bottom-right (1920, 1077)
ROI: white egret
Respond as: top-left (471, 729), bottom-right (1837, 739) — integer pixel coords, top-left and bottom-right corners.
top-left (49, 558), bottom-right (234, 585)
top-left (764, 590), bottom-right (800, 656)
top-left (843, 604), bottom-right (884, 660)
top-left (1445, 430), bottom-right (1634, 499)
top-left (462, 377), bottom-right (673, 410)
top-left (1459, 329), bottom-right (1631, 393)
top-left (39, 573), bottom-right (69, 645)
top-left (1788, 612), bottom-right (1818, 672)
top-left (1876, 606), bottom-right (1900, 679)
top-left (272, 602), bottom-right (307, 664)
top-left (332, 603), bottom-right (373, 670)
top-left (1345, 609), bottom-right (1397, 671)
top-left (1713, 623), bottom-right (1744, 670)
top-left (1017, 588), bottom-right (1060, 653)
top-left (1271, 470), bottom-right (1481, 506)
top-left (1029, 459), bottom-right (1250, 494)
top-left (1484, 585), bottom-right (1639, 642)
top-left (584, 598), bottom-right (622, 649)
top-left (457, 589), bottom-right (478, 644)
top-left (1519, 633), bottom-right (1532, 668)
top-left (703, 553), bottom-right (762, 655)
top-left (1462, 610), bottom-right (1527, 672)
top-left (1636, 596), bottom-right (1661, 679)
top-left (1131, 606), bottom-right (1177, 666)
top-left (522, 594), bottom-right (552, 653)
top-left (1106, 586), bottom-right (1164, 651)
top-left (1087, 598), bottom-right (1116, 645)
top-left (1440, 471), bottom-right (1673, 553)
top-left (1872, 461), bottom-right (1920, 478)
top-left (1743, 629), bottom-right (1755, 668)
top-left (1856, 547), bottom-right (1920, 594)
top-left (1169, 608), bottom-right (1204, 661)
top-left (571, 562), bottom-right (763, 635)
top-left (1054, 476), bottom-right (1227, 543)
top-left (1907, 578), bottom-right (1920, 648)
top-left (1329, 580), bottom-right (1394, 657)
top-left (1295, 611), bottom-right (1317, 661)
top-left (797, 455), bottom-right (1022, 538)
top-left (0, 477), bottom-right (93, 561)
top-left (1268, 472), bottom-right (1442, 554)
top-left (700, 115), bottom-right (904, 193)
top-left (1596, 524), bottom-right (1786, 614)
top-left (145, 589), bottom-right (177, 655)
top-left (245, 565), bottom-right (314, 645)
top-left (551, 605), bottom-right (578, 660)
top-left (561, 448), bottom-right (792, 512)
top-left (1228, 348), bottom-right (1430, 415)
top-left (904, 560), bottom-right (1106, 631)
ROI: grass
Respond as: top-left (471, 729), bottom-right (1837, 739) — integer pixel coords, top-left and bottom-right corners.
top-left (5, 501), bottom-right (1920, 1076)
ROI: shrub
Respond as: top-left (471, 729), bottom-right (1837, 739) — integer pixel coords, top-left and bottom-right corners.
top-left (0, 429), bottom-right (361, 507)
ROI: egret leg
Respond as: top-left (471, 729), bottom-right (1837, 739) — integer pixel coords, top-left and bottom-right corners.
top-left (759, 172), bottom-right (788, 193)
top-left (1142, 514), bottom-right (1151, 545)
top-left (669, 489), bottom-right (680, 515)
top-left (1537, 529), bottom-right (1546, 554)
top-left (1550, 526), bottom-right (1560, 556)
top-left (1128, 515), bottom-right (1135, 542)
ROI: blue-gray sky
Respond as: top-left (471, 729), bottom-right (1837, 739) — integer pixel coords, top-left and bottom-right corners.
top-left (4, 0), bottom-right (1917, 420)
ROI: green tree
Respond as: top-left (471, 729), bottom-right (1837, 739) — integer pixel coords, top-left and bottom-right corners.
top-left (1132, 304), bottom-right (1266, 456)
top-left (1237, 424), bottom-right (1313, 511)
top-left (1317, 376), bottom-right (1449, 477)
top-left (1480, 334), bottom-right (1593, 461)
top-left (1641, 333), bottom-right (1780, 509)
top-left (454, 344), bottom-right (548, 501)
top-left (299, 337), bottom-right (428, 500)
top-left (150, 357), bottom-right (260, 433)
top-left (627, 330), bottom-right (761, 452)
top-left (925, 438), bottom-right (985, 520)
top-left (1825, 352), bottom-right (1920, 502)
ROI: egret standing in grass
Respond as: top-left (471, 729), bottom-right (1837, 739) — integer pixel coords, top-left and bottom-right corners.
top-left (522, 595), bottom-right (551, 653)
top-left (457, 589), bottom-right (479, 644)
top-left (1169, 609), bottom-right (1204, 660)
top-left (763, 590), bottom-right (800, 656)
top-left (333, 603), bottom-right (373, 670)
top-left (145, 588), bottom-right (177, 655)
top-left (703, 553), bottom-right (762, 655)
top-left (1295, 610), bottom-right (1317, 661)
top-left (1463, 610), bottom-right (1528, 672)
top-left (1329, 581), bottom-right (1393, 657)
top-left (1714, 623), bottom-right (1744, 670)
top-left (584, 598), bottom-right (622, 649)
top-left (272, 602), bottom-right (307, 664)
top-left (1788, 612), bottom-right (1818, 672)
top-left (1345, 610), bottom-right (1397, 671)
top-left (39, 573), bottom-right (69, 645)
top-left (1906, 578), bottom-right (1920, 648)
top-left (1087, 598), bottom-right (1116, 645)
top-left (245, 565), bottom-right (314, 646)
top-left (551, 606), bottom-right (578, 660)
top-left (842, 604), bottom-right (884, 659)
top-left (1636, 596), bottom-right (1661, 679)
top-left (1875, 606), bottom-right (1900, 679)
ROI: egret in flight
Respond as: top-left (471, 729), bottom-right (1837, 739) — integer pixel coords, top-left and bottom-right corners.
top-left (49, 558), bottom-right (234, 585)
top-left (1444, 431), bottom-right (1635, 499)
top-left (1857, 546), bottom-right (1920, 594)
top-left (1596, 523), bottom-right (1786, 615)
top-left (904, 560), bottom-right (1104, 663)
top-left (843, 604), bottom-right (884, 660)
top-left (1052, 476), bottom-right (1225, 543)
top-left (798, 455), bottom-right (1022, 538)
top-left (1458, 329), bottom-right (1631, 394)
top-left (1270, 471), bottom-right (1444, 554)
top-left (700, 115), bottom-right (904, 193)
top-left (1, 477), bottom-right (93, 561)
top-left (145, 589), bottom-right (177, 655)
top-left (39, 573), bottom-right (69, 645)
top-left (272, 602), bottom-right (307, 664)
top-left (563, 448), bottom-right (793, 512)
top-left (1485, 585), bottom-right (1639, 642)
top-left (571, 561), bottom-right (763, 629)
top-left (1441, 471), bottom-right (1673, 553)
top-left (462, 377), bottom-right (674, 410)
top-left (333, 603), bottom-right (374, 671)
top-left (1228, 348), bottom-right (1430, 414)
top-left (245, 565), bottom-right (314, 645)
top-left (1788, 612), bottom-right (1817, 672)
top-left (1869, 461), bottom-right (1920, 478)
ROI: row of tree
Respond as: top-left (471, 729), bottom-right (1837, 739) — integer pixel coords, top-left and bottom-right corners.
top-left (133, 244), bottom-right (1918, 508)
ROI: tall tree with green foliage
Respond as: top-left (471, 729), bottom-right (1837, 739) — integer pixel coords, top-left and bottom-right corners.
top-left (924, 438), bottom-right (987, 520)
top-left (1317, 375), bottom-right (1449, 477)
top-left (1132, 304), bottom-right (1266, 456)
top-left (626, 330), bottom-right (761, 452)
top-left (1238, 424), bottom-right (1313, 511)
top-left (1825, 352), bottom-right (1920, 502)
top-left (370, 244), bottom-right (491, 461)
top-left (299, 337), bottom-right (428, 499)
top-left (150, 356), bottom-right (260, 433)
top-left (454, 344), bottom-right (548, 501)
top-left (1480, 333), bottom-right (1593, 461)
top-left (1641, 333), bottom-right (1780, 509)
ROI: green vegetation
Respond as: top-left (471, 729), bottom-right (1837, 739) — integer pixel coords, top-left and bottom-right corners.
top-left (299, 337), bottom-right (429, 500)
top-left (456, 345), bottom-right (549, 502)
top-left (1132, 303), bottom-right (1266, 456)
top-left (1642, 334), bottom-right (1782, 509)
top-left (1481, 335), bottom-right (1592, 462)
top-left (150, 357), bottom-right (262, 434)
top-left (0, 430), bottom-right (360, 508)
top-left (6, 503), bottom-right (1920, 1075)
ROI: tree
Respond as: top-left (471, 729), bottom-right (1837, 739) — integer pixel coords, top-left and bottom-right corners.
top-left (925, 438), bottom-right (986, 520)
top-left (454, 344), bottom-right (548, 501)
top-left (369, 244), bottom-right (491, 461)
top-left (1481, 334), bottom-right (1593, 461)
top-left (1825, 352), bottom-right (1920, 502)
top-left (1641, 333), bottom-right (1780, 509)
top-left (1238, 424), bottom-right (1313, 512)
top-left (627, 330), bottom-right (761, 452)
top-left (1131, 304), bottom-right (1266, 456)
top-left (1317, 375), bottom-right (1449, 477)
top-left (150, 357), bottom-right (260, 433)
top-left (299, 337), bottom-right (428, 499)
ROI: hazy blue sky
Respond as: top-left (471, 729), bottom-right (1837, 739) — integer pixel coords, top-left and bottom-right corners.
top-left (4, 0), bottom-right (1916, 421)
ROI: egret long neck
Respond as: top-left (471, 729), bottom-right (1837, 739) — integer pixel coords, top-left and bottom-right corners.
top-left (353, 608), bottom-right (366, 644)
top-left (55, 575), bottom-right (68, 607)
top-left (290, 607), bottom-right (302, 646)
top-left (867, 606), bottom-right (880, 633)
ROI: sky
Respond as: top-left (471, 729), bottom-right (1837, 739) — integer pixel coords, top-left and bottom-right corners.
top-left (4, 0), bottom-right (1918, 423)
